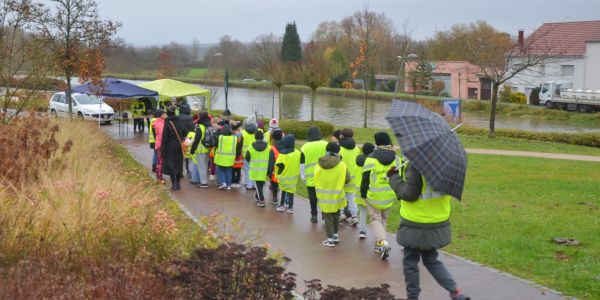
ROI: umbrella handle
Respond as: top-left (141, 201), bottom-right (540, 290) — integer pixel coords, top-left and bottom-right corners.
top-left (451, 123), bottom-right (463, 133)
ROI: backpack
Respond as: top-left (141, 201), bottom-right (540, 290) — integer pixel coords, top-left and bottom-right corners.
top-left (201, 126), bottom-right (216, 148)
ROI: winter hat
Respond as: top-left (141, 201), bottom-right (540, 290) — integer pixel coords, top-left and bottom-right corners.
top-left (269, 118), bottom-right (279, 128)
top-left (374, 131), bottom-right (391, 146)
top-left (231, 120), bottom-right (242, 131)
top-left (341, 128), bottom-right (354, 138)
top-left (362, 143), bottom-right (375, 156)
top-left (326, 142), bottom-right (340, 156)
top-left (271, 129), bottom-right (283, 142)
top-left (332, 129), bottom-right (342, 141)
top-left (255, 130), bottom-right (264, 141)
top-left (257, 120), bottom-right (265, 130)
top-left (153, 109), bottom-right (164, 118)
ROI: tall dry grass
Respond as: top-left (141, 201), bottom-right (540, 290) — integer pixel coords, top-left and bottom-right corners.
top-left (0, 115), bottom-right (207, 268)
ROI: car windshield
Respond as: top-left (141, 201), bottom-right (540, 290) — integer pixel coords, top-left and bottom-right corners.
top-left (74, 94), bottom-right (102, 105)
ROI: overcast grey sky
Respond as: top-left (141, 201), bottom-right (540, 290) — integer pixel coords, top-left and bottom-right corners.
top-left (96, 0), bottom-right (600, 46)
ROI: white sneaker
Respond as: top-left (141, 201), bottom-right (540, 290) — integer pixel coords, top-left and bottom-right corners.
top-left (379, 240), bottom-right (391, 260)
top-left (218, 184), bottom-right (227, 190)
top-left (348, 217), bottom-right (359, 226)
top-left (359, 231), bottom-right (367, 240)
top-left (276, 206), bottom-right (285, 212)
top-left (339, 214), bottom-right (348, 223)
top-left (209, 174), bottom-right (215, 181)
top-left (226, 186), bottom-right (231, 191)
top-left (286, 208), bottom-right (294, 214)
top-left (322, 238), bottom-right (336, 247)
top-left (332, 234), bottom-right (340, 244)
top-left (231, 183), bottom-right (242, 188)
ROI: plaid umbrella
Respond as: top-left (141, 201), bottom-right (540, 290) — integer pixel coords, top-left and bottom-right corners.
top-left (385, 100), bottom-right (467, 200)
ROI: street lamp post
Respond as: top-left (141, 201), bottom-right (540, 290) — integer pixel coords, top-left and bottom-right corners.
top-left (205, 52), bottom-right (223, 89)
top-left (394, 53), bottom-right (418, 100)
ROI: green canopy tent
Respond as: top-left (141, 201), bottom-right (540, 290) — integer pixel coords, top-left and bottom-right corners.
top-left (139, 79), bottom-right (211, 113)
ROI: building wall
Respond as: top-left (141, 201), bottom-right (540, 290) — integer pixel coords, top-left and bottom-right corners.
top-left (507, 56), bottom-right (585, 102)
top-left (584, 42), bottom-right (600, 90)
top-left (404, 61), bottom-right (483, 99)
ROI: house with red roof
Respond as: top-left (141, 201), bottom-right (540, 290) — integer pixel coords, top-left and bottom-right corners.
top-left (508, 20), bottom-right (600, 103)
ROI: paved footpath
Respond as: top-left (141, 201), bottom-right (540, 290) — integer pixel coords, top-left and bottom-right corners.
top-left (108, 128), bottom-right (572, 299)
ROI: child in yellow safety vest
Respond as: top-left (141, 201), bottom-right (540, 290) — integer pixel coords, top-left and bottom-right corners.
top-left (214, 124), bottom-right (240, 190)
top-left (315, 142), bottom-right (351, 247)
top-left (245, 131), bottom-right (269, 207)
top-left (274, 134), bottom-right (300, 213)
top-left (354, 142), bottom-right (375, 240)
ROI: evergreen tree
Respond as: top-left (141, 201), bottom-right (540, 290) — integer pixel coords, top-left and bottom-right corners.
top-left (281, 22), bottom-right (303, 62)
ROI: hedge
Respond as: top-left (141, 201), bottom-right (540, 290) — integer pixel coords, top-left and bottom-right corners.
top-left (459, 125), bottom-right (600, 148)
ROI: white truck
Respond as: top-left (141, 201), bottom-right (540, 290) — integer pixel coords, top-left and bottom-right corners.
top-left (539, 81), bottom-right (600, 112)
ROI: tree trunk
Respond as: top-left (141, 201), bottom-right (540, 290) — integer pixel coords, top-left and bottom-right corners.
top-left (310, 89), bottom-right (316, 121)
top-left (277, 87), bottom-right (282, 120)
top-left (488, 83), bottom-right (499, 138)
top-left (66, 75), bottom-right (73, 119)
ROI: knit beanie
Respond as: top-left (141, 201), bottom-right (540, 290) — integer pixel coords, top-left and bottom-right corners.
top-left (255, 130), bottom-right (264, 141)
top-left (326, 142), bottom-right (340, 155)
top-left (374, 131), bottom-right (391, 146)
top-left (362, 142), bottom-right (375, 156)
top-left (257, 120), bottom-right (265, 130)
top-left (269, 118), bottom-right (279, 128)
top-left (271, 129), bottom-right (283, 142)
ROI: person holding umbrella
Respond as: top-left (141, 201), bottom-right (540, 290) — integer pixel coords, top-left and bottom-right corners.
top-left (385, 100), bottom-right (469, 300)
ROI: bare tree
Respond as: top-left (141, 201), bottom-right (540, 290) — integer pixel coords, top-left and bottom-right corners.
top-left (0, 0), bottom-right (50, 123)
top-left (294, 41), bottom-right (331, 121)
top-left (451, 21), bottom-right (562, 137)
top-left (39, 0), bottom-right (119, 118)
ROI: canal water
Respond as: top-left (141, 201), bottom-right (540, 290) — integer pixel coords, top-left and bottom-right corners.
top-left (111, 79), bottom-right (600, 133)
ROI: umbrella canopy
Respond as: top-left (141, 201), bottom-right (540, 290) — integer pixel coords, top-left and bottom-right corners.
top-left (385, 100), bottom-right (467, 200)
top-left (139, 79), bottom-right (211, 107)
top-left (72, 78), bottom-right (158, 98)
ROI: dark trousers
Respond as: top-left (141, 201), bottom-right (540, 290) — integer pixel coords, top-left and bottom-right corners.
top-left (255, 181), bottom-right (265, 201)
top-left (270, 182), bottom-right (279, 202)
top-left (232, 168), bottom-right (242, 184)
top-left (323, 211), bottom-right (340, 238)
top-left (306, 186), bottom-right (319, 217)
top-left (133, 118), bottom-right (144, 132)
top-left (403, 248), bottom-right (457, 300)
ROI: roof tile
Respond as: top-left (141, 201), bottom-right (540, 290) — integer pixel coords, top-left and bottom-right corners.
top-left (524, 20), bottom-right (600, 56)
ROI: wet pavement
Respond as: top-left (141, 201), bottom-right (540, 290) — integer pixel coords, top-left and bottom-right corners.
top-left (105, 124), bottom-right (569, 299)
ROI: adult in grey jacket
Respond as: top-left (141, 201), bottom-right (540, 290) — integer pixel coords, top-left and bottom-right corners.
top-left (389, 164), bottom-right (469, 300)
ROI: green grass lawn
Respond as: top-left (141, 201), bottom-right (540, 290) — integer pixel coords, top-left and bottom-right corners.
top-left (185, 68), bottom-right (209, 77)
top-left (343, 126), bottom-right (600, 157)
top-left (292, 154), bottom-right (599, 298)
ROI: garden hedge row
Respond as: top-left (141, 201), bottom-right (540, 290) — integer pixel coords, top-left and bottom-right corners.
top-left (459, 125), bottom-right (600, 148)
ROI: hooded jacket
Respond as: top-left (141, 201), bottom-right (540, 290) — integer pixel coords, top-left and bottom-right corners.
top-left (178, 104), bottom-right (195, 132)
top-left (360, 147), bottom-right (397, 198)
top-left (389, 164), bottom-right (451, 250)
top-left (300, 126), bottom-right (323, 163)
top-left (317, 155), bottom-right (351, 184)
top-left (190, 113), bottom-right (212, 154)
top-left (274, 134), bottom-right (296, 174)
top-left (338, 137), bottom-right (356, 150)
top-left (245, 139), bottom-right (269, 162)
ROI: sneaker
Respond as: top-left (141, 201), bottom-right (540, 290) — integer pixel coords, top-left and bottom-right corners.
top-left (348, 217), bottom-right (359, 226)
top-left (359, 231), bottom-right (367, 240)
top-left (339, 214), bottom-right (348, 223)
top-left (322, 238), bottom-right (336, 247)
top-left (218, 184), bottom-right (227, 190)
top-left (231, 183), bottom-right (242, 188)
top-left (310, 216), bottom-right (318, 223)
top-left (226, 186), bottom-right (231, 191)
top-left (373, 246), bottom-right (383, 254)
top-left (450, 289), bottom-right (470, 300)
top-left (245, 186), bottom-right (255, 191)
top-left (276, 206), bottom-right (285, 212)
top-left (286, 208), bottom-right (294, 214)
top-left (197, 184), bottom-right (209, 188)
top-left (379, 240), bottom-right (391, 260)
top-left (272, 200), bottom-right (278, 205)
top-left (257, 201), bottom-right (266, 208)
top-left (332, 234), bottom-right (340, 244)
top-left (209, 174), bottom-right (215, 181)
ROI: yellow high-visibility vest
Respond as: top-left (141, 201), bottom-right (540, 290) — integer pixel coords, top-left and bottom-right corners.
top-left (400, 175), bottom-right (452, 223)
top-left (241, 129), bottom-right (256, 157)
top-left (131, 102), bottom-right (146, 118)
top-left (248, 144), bottom-right (270, 181)
top-left (275, 149), bottom-right (301, 193)
top-left (315, 162), bottom-right (348, 213)
top-left (340, 147), bottom-right (361, 193)
top-left (214, 135), bottom-right (237, 167)
top-left (300, 140), bottom-right (327, 187)
top-left (148, 118), bottom-right (157, 144)
top-left (363, 156), bottom-right (403, 210)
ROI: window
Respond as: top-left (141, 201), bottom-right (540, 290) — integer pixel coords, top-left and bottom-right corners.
top-left (54, 94), bottom-right (66, 103)
top-left (538, 65), bottom-right (545, 75)
top-left (74, 94), bottom-right (102, 105)
top-left (561, 65), bottom-right (574, 76)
